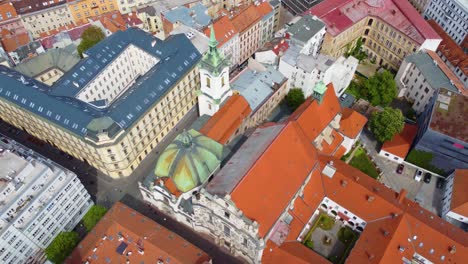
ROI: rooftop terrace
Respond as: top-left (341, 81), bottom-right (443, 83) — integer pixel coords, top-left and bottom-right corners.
top-left (430, 88), bottom-right (468, 142)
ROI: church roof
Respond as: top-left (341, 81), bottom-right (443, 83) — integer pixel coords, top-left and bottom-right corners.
top-left (199, 25), bottom-right (229, 75)
top-left (154, 129), bottom-right (224, 193)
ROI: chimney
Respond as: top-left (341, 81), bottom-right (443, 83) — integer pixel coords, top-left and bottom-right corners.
top-left (151, 40), bottom-right (157, 47)
top-left (354, 176), bottom-right (360, 182)
top-left (449, 245), bottom-right (456, 254)
top-left (341, 180), bottom-right (348, 187)
top-left (367, 195), bottom-right (375, 202)
top-left (382, 229), bottom-right (389, 237)
top-left (398, 189), bottom-right (407, 204)
top-left (366, 251), bottom-right (375, 260)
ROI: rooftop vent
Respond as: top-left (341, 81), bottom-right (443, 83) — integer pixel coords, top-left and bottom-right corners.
top-left (151, 40), bottom-right (157, 47)
top-left (398, 246), bottom-right (405, 252)
top-left (341, 180), bottom-right (348, 187)
top-left (367, 195), bottom-right (375, 202)
top-left (382, 230), bottom-right (390, 236)
top-left (323, 161), bottom-right (336, 178)
top-left (449, 245), bottom-right (456, 254)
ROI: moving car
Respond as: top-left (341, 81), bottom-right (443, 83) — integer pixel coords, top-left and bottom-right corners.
top-left (414, 170), bottom-right (423, 182)
top-left (423, 173), bottom-right (432, 184)
top-left (396, 164), bottom-right (404, 174)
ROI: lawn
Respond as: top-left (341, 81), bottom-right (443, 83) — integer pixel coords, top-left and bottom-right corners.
top-left (406, 150), bottom-right (446, 175)
top-left (336, 227), bottom-right (359, 264)
top-left (349, 147), bottom-right (380, 179)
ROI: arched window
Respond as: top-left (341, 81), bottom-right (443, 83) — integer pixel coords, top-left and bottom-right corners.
top-left (368, 19), bottom-right (373, 26)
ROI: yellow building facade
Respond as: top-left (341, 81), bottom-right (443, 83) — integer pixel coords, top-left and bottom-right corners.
top-left (67, 0), bottom-right (119, 23)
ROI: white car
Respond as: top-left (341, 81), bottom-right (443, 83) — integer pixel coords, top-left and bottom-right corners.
top-left (414, 170), bottom-right (423, 182)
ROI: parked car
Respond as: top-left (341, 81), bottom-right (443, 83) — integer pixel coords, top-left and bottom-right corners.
top-left (423, 173), bottom-right (432, 183)
top-left (436, 177), bottom-right (445, 189)
top-left (414, 170), bottom-right (423, 182)
top-left (396, 164), bottom-right (404, 174)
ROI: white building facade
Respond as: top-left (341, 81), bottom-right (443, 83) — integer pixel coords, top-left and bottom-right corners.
top-left (0, 137), bottom-right (93, 264)
top-left (21, 4), bottom-right (75, 38)
top-left (424, 0), bottom-right (468, 45)
top-left (441, 170), bottom-right (468, 224)
top-left (198, 27), bottom-right (232, 116)
top-left (395, 50), bottom-right (463, 113)
top-left (286, 15), bottom-right (326, 57)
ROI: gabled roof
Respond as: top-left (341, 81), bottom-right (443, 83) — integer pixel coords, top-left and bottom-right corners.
top-left (14, 48), bottom-right (80, 78)
top-left (199, 94), bottom-right (252, 144)
top-left (229, 122), bottom-right (318, 237)
top-left (289, 83), bottom-right (341, 142)
top-left (203, 16), bottom-right (238, 48)
top-left (338, 108), bottom-right (367, 139)
top-left (231, 5), bottom-right (262, 33)
top-left (66, 202), bottom-right (211, 264)
top-left (450, 169), bottom-right (468, 216)
top-left (12, 0), bottom-right (64, 15)
top-left (262, 241), bottom-right (330, 264)
top-left (255, 1), bottom-right (274, 17)
top-left (307, 0), bottom-right (440, 44)
top-left (427, 20), bottom-right (467, 71)
top-left (89, 11), bottom-right (127, 33)
top-left (381, 123), bottom-right (417, 158)
top-left (0, 1), bottom-right (18, 21)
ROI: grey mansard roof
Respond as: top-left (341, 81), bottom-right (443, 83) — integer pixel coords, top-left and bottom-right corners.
top-left (0, 28), bottom-right (201, 142)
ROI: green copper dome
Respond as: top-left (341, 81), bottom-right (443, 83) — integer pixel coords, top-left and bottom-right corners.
top-left (154, 129), bottom-right (224, 193)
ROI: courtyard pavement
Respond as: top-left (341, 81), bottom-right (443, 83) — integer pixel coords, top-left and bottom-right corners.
top-left (310, 223), bottom-right (346, 259)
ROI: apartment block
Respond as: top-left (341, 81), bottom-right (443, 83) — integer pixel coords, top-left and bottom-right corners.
top-left (408, 0), bottom-right (431, 13)
top-left (307, 0), bottom-right (442, 70)
top-left (0, 136), bottom-right (93, 264)
top-left (424, 0), bottom-right (467, 44)
top-left (117, 0), bottom-right (153, 14)
top-left (395, 50), bottom-right (466, 113)
top-left (282, 0), bottom-right (321, 15)
top-left (0, 1), bottom-right (25, 35)
top-left (232, 5), bottom-right (263, 65)
top-left (0, 28), bottom-right (201, 178)
top-left (204, 15), bottom-right (240, 68)
top-left (286, 15), bottom-right (325, 57)
top-left (20, 4), bottom-right (75, 39)
top-left (414, 88), bottom-right (468, 172)
top-left (67, 0), bottom-right (119, 24)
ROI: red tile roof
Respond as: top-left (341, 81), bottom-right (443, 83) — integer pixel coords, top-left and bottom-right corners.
top-left (255, 1), bottom-right (273, 17)
top-left (230, 122), bottom-right (318, 237)
top-left (123, 12), bottom-right (143, 27)
top-left (1, 30), bottom-right (29, 52)
top-left (231, 5), bottom-right (262, 33)
top-left (0, 1), bottom-right (18, 21)
top-left (450, 169), bottom-right (468, 216)
top-left (381, 123), bottom-right (417, 158)
top-left (338, 108), bottom-right (367, 139)
top-left (320, 129), bottom-right (344, 156)
top-left (199, 94), bottom-right (252, 144)
top-left (204, 16), bottom-right (237, 48)
top-left (11, 0), bottom-right (64, 15)
top-left (307, 0), bottom-right (440, 44)
top-left (66, 202), bottom-right (211, 264)
top-left (289, 83), bottom-right (341, 142)
top-left (263, 240), bottom-right (330, 264)
top-left (428, 20), bottom-right (467, 68)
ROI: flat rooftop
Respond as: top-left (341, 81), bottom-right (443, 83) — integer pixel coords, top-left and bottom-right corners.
top-left (430, 88), bottom-right (468, 142)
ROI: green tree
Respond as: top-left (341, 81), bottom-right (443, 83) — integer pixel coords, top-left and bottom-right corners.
top-left (45, 231), bottom-right (80, 264)
top-left (82, 205), bottom-right (107, 232)
top-left (286, 88), bottom-right (305, 111)
top-left (370, 107), bottom-right (405, 143)
top-left (77, 26), bottom-right (105, 57)
top-left (362, 70), bottom-right (397, 106)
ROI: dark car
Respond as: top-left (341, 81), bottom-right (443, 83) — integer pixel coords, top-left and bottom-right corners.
top-left (423, 173), bottom-right (432, 183)
top-left (396, 164), bottom-right (404, 174)
top-left (436, 177), bottom-right (445, 189)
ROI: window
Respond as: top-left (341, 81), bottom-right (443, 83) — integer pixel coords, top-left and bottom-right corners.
top-left (224, 211), bottom-right (230, 218)
top-left (206, 77), bottom-right (210, 88)
top-left (224, 225), bottom-right (230, 236)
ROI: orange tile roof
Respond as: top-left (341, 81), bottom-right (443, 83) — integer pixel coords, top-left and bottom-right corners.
top-left (230, 122), bottom-right (318, 237)
top-left (334, 145), bottom-right (347, 159)
top-left (338, 108), bottom-right (367, 139)
top-left (381, 124), bottom-right (417, 158)
top-left (289, 83), bottom-right (341, 142)
top-left (428, 20), bottom-right (467, 67)
top-left (426, 50), bottom-right (467, 95)
top-left (199, 94), bottom-right (252, 144)
top-left (255, 1), bottom-right (273, 17)
top-left (204, 16), bottom-right (238, 48)
top-left (0, 1), bottom-right (18, 21)
top-left (320, 129), bottom-right (344, 156)
top-left (450, 169), bottom-right (468, 216)
top-left (89, 11), bottom-right (127, 33)
top-left (66, 202), bottom-right (210, 264)
top-left (262, 240), bottom-right (330, 264)
top-left (231, 5), bottom-right (261, 33)
top-left (1, 30), bottom-right (29, 52)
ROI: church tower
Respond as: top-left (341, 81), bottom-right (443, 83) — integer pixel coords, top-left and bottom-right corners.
top-left (198, 25), bottom-right (231, 116)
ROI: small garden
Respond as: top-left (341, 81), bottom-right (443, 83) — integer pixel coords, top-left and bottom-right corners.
top-left (302, 213), bottom-right (359, 264)
top-left (349, 147), bottom-right (380, 179)
top-left (406, 150), bottom-right (446, 175)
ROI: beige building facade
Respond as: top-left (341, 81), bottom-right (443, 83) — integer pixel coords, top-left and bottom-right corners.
top-left (21, 4), bottom-right (75, 38)
top-left (0, 29), bottom-right (201, 178)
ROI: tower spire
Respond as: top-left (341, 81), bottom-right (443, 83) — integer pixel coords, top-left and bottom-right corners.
top-left (208, 25), bottom-right (218, 50)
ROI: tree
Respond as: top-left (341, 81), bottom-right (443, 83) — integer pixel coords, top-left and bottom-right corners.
top-left (345, 37), bottom-right (368, 62)
top-left (361, 70), bottom-right (397, 106)
top-left (82, 205), bottom-right (107, 232)
top-left (286, 88), bottom-right (305, 111)
top-left (77, 26), bottom-right (105, 57)
top-left (45, 231), bottom-right (80, 264)
top-left (370, 107), bottom-right (404, 143)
